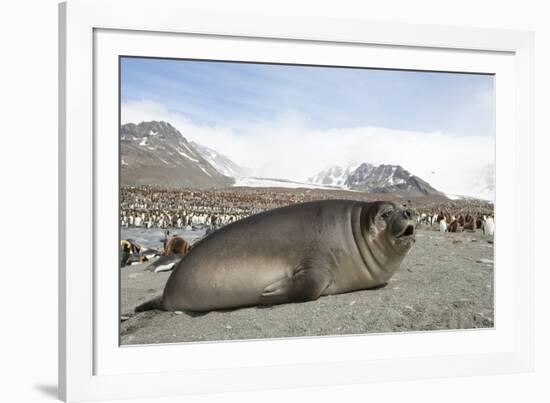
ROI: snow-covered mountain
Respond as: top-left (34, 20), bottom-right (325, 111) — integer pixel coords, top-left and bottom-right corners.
top-left (307, 162), bottom-right (359, 187)
top-left (120, 121), bottom-right (446, 197)
top-left (308, 162), bottom-right (444, 197)
top-left (120, 121), bottom-right (233, 188)
top-left (191, 141), bottom-right (252, 178)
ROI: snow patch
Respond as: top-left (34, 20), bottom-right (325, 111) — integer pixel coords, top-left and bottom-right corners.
top-left (180, 141), bottom-right (197, 156)
top-left (177, 149), bottom-right (199, 162)
top-left (198, 165), bottom-right (212, 177)
top-left (445, 193), bottom-right (491, 202)
top-left (234, 177), bottom-right (338, 190)
top-left (308, 162), bottom-right (358, 188)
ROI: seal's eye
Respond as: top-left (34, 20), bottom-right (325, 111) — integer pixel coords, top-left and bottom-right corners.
top-left (381, 210), bottom-right (393, 219)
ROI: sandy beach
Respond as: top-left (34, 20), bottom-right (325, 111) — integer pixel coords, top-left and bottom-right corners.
top-left (120, 227), bottom-right (494, 345)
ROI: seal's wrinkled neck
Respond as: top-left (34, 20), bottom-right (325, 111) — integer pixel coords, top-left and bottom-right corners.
top-left (351, 202), bottom-right (404, 283)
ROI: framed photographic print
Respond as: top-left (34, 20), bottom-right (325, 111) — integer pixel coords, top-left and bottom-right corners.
top-left (59, 0), bottom-right (534, 401)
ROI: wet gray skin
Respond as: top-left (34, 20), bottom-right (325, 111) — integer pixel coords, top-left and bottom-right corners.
top-left (135, 200), bottom-right (416, 313)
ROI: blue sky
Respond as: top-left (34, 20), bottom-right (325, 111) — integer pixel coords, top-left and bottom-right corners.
top-left (121, 57), bottom-right (494, 136)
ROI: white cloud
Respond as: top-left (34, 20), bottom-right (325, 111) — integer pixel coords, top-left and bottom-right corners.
top-left (122, 99), bottom-right (494, 199)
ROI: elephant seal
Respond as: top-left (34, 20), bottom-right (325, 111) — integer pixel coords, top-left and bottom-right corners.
top-left (135, 200), bottom-right (415, 313)
top-left (163, 236), bottom-right (191, 256)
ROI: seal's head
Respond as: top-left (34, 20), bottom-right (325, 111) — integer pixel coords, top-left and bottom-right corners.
top-left (367, 201), bottom-right (416, 255)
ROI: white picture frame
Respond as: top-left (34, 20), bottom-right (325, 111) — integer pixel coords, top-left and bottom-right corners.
top-left (59, 0), bottom-right (534, 401)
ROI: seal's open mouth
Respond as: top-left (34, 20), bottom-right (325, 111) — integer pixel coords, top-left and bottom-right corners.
top-left (398, 224), bottom-right (415, 238)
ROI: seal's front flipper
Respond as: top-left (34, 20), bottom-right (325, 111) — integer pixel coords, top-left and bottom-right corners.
top-left (260, 264), bottom-right (332, 306)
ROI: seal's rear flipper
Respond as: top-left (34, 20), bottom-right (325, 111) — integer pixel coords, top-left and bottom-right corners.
top-left (135, 295), bottom-right (164, 312)
top-left (260, 264), bottom-right (332, 306)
